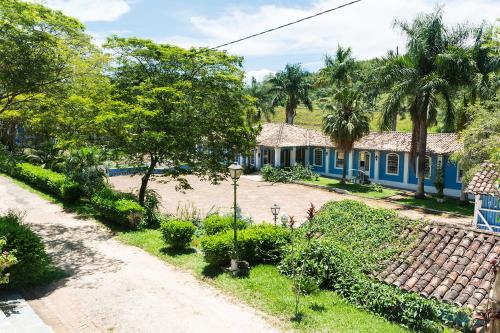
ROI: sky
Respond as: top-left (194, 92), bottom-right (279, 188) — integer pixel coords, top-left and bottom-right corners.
top-left (42, 0), bottom-right (499, 82)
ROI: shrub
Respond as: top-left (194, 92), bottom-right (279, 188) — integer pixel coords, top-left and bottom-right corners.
top-left (160, 220), bottom-right (196, 249)
top-left (141, 190), bottom-right (162, 229)
top-left (0, 213), bottom-right (49, 289)
top-left (200, 224), bottom-right (290, 266)
top-left (312, 200), bottom-right (421, 271)
top-left (12, 163), bottom-right (82, 202)
top-left (369, 183), bottom-right (383, 193)
top-left (91, 187), bottom-right (145, 229)
top-left (261, 164), bottom-right (318, 183)
top-left (279, 239), bottom-right (463, 333)
top-left (203, 214), bottom-right (247, 236)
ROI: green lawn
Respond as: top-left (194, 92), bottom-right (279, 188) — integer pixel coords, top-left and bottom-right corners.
top-left (118, 229), bottom-right (410, 333)
top-left (303, 176), bottom-right (399, 199)
top-left (394, 196), bottom-right (474, 216)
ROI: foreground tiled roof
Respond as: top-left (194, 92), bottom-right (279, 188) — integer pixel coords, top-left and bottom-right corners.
top-left (466, 163), bottom-right (499, 196)
top-left (376, 223), bottom-right (500, 308)
top-left (258, 123), bottom-right (462, 154)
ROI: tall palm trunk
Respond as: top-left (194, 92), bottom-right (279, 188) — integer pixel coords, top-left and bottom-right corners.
top-left (285, 103), bottom-right (294, 124)
top-left (139, 155), bottom-right (159, 206)
top-left (459, 182), bottom-right (468, 206)
top-left (415, 119), bottom-right (428, 199)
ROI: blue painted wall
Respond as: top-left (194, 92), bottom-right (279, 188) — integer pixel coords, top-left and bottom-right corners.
top-left (380, 151), bottom-right (405, 182)
top-left (309, 147), bottom-right (326, 173)
top-left (443, 156), bottom-right (462, 190)
top-left (408, 154), bottom-right (437, 186)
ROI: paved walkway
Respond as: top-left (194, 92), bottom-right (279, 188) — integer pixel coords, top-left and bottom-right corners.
top-left (0, 176), bottom-right (280, 333)
top-left (111, 175), bottom-right (472, 225)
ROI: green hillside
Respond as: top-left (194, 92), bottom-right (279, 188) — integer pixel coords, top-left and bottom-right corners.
top-left (267, 106), bottom-right (426, 132)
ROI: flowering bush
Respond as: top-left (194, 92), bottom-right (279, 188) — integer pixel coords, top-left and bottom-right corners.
top-left (0, 237), bottom-right (17, 285)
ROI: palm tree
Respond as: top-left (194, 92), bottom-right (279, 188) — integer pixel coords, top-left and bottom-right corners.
top-left (318, 46), bottom-right (358, 87)
top-left (247, 77), bottom-right (274, 121)
top-left (322, 87), bottom-right (370, 183)
top-left (268, 64), bottom-right (313, 124)
top-left (374, 9), bottom-right (471, 199)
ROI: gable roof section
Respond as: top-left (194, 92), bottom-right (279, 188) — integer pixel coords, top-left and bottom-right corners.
top-left (466, 163), bottom-right (499, 196)
top-left (257, 123), bottom-right (462, 154)
top-left (376, 223), bottom-right (500, 309)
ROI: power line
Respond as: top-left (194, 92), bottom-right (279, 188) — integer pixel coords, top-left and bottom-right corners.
top-left (209, 0), bottom-right (363, 50)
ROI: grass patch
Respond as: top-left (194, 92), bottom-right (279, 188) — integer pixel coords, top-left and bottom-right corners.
top-left (304, 176), bottom-right (399, 199)
top-left (394, 196), bottom-right (474, 216)
top-left (118, 229), bottom-right (410, 333)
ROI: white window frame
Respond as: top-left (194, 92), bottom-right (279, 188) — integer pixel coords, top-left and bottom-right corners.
top-left (358, 151), bottom-right (370, 172)
top-left (416, 155), bottom-right (432, 179)
top-left (385, 153), bottom-right (399, 176)
top-left (335, 151), bottom-right (345, 169)
top-left (313, 148), bottom-right (323, 167)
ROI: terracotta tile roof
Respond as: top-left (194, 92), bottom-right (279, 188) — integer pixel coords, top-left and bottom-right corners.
top-left (258, 123), bottom-right (462, 154)
top-left (376, 222), bottom-right (500, 309)
top-left (466, 163), bottom-right (499, 196)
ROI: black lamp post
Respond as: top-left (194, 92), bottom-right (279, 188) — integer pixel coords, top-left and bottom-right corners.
top-left (228, 161), bottom-right (244, 264)
top-left (271, 204), bottom-right (280, 226)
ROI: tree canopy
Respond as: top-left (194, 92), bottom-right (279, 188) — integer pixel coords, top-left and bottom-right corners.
top-left (101, 37), bottom-right (258, 204)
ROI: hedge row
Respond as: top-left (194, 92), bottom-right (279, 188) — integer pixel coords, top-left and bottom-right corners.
top-left (6, 163), bottom-right (82, 202)
top-left (200, 224), bottom-right (290, 266)
top-left (91, 188), bottom-right (145, 229)
top-left (279, 238), bottom-right (467, 333)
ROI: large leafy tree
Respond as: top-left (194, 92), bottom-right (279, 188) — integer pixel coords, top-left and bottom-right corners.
top-left (322, 87), bottom-right (370, 183)
top-left (102, 37), bottom-right (258, 205)
top-left (452, 98), bottom-right (500, 203)
top-left (0, 0), bottom-right (108, 150)
top-left (0, 0), bottom-right (98, 114)
top-left (374, 9), bottom-right (473, 198)
top-left (268, 64), bottom-right (313, 124)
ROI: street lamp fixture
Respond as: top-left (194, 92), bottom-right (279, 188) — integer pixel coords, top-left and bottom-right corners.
top-left (228, 161), bottom-right (244, 271)
top-left (271, 204), bottom-right (280, 226)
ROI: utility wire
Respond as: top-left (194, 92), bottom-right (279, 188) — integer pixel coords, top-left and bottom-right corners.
top-left (209, 0), bottom-right (362, 50)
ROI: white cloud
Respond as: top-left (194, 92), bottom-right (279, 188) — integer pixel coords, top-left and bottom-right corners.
top-left (42, 0), bottom-right (131, 22)
top-left (168, 0), bottom-right (499, 60)
top-left (244, 69), bottom-right (274, 83)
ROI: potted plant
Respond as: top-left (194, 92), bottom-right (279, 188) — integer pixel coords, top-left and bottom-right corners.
top-left (434, 166), bottom-right (445, 203)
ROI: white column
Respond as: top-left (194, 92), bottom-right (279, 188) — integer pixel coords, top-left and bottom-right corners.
top-left (403, 152), bottom-right (409, 184)
top-left (255, 148), bottom-right (261, 169)
top-left (348, 151), bottom-right (354, 177)
top-left (305, 148), bottom-right (310, 166)
top-left (274, 147), bottom-right (281, 167)
top-left (473, 195), bottom-right (481, 228)
top-left (374, 151), bottom-right (380, 181)
top-left (325, 148), bottom-right (330, 174)
top-left (291, 147), bottom-right (297, 166)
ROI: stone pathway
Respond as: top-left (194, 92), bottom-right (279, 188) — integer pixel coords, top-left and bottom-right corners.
top-left (111, 174), bottom-right (472, 226)
top-left (0, 176), bottom-right (281, 333)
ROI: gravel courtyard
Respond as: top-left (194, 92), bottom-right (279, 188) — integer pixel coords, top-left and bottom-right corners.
top-left (110, 174), bottom-right (472, 225)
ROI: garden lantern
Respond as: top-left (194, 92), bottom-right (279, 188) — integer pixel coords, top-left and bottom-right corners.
top-left (271, 204), bottom-right (280, 225)
top-left (228, 161), bottom-right (243, 270)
